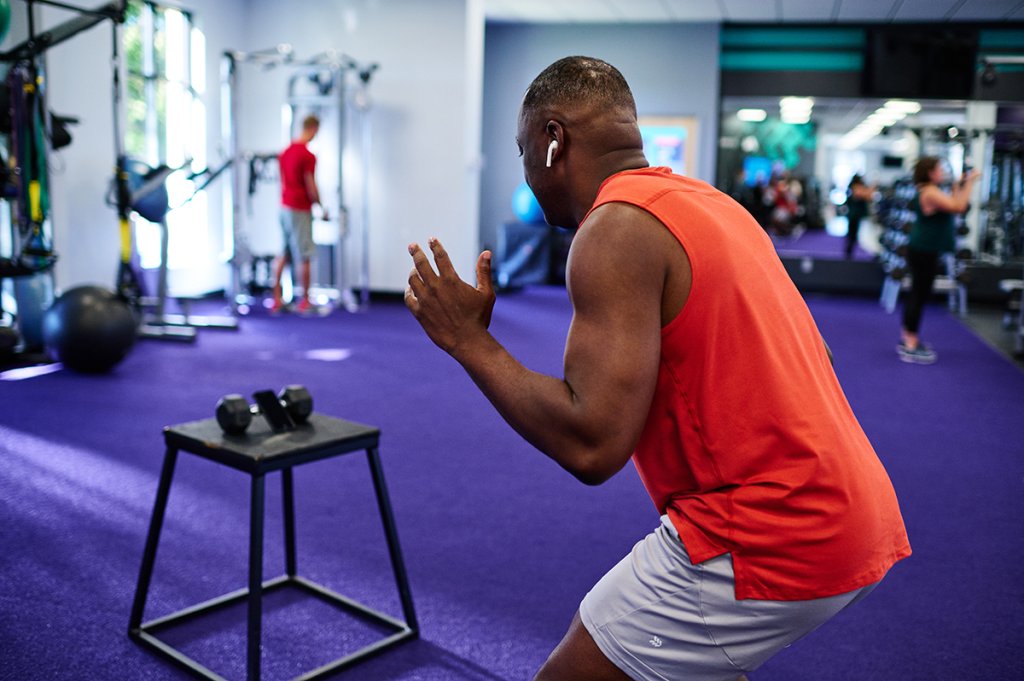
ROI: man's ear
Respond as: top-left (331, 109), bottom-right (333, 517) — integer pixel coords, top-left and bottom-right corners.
top-left (545, 120), bottom-right (565, 166)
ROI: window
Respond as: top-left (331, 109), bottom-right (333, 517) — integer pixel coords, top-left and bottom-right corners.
top-left (123, 0), bottom-right (206, 271)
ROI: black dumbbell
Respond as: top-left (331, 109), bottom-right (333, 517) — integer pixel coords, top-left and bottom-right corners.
top-left (216, 385), bottom-right (314, 435)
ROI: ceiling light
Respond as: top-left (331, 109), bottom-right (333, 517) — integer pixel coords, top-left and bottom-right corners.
top-left (779, 96), bottom-right (814, 111)
top-left (736, 108), bottom-right (767, 122)
top-left (884, 100), bottom-right (922, 114)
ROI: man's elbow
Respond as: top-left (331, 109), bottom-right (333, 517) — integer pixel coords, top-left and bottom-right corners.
top-left (565, 448), bottom-right (628, 486)
top-left (572, 467), bottom-right (612, 486)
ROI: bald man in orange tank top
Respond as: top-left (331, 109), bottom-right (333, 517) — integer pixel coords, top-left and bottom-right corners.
top-left (405, 57), bottom-right (910, 681)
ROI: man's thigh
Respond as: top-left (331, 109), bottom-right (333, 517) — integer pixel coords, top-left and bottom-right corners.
top-left (577, 517), bottom-right (876, 681)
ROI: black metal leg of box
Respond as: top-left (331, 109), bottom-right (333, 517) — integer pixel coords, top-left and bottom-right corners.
top-left (282, 467), bottom-right (297, 577)
top-left (365, 447), bottom-right (418, 633)
top-left (247, 473), bottom-right (266, 681)
top-left (129, 448), bottom-right (179, 631)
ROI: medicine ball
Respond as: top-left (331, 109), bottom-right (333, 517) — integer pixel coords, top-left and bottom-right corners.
top-left (42, 285), bottom-right (136, 373)
top-left (512, 182), bottom-right (545, 224)
top-left (124, 158), bottom-right (170, 223)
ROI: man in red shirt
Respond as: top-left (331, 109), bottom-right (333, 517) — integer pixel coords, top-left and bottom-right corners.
top-left (272, 114), bottom-right (327, 314)
top-left (404, 57), bottom-right (910, 681)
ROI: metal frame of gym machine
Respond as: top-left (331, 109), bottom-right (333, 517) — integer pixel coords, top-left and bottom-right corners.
top-left (109, 3), bottom-right (238, 342)
top-left (222, 44), bottom-right (377, 314)
top-left (982, 55), bottom-right (1024, 354)
top-left (0, 0), bottom-right (127, 357)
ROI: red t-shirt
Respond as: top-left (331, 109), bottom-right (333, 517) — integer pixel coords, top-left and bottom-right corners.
top-left (587, 167), bottom-right (911, 601)
top-left (279, 141), bottom-right (316, 210)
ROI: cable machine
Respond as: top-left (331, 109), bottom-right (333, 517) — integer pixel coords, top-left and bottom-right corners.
top-left (222, 44), bottom-right (377, 314)
top-left (107, 2), bottom-right (237, 342)
top-left (0, 0), bottom-right (124, 360)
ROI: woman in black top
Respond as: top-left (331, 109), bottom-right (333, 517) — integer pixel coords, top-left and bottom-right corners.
top-left (898, 157), bottom-right (979, 364)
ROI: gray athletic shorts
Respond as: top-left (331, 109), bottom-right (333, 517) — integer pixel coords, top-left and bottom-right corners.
top-left (579, 516), bottom-right (879, 681)
top-left (280, 208), bottom-right (316, 262)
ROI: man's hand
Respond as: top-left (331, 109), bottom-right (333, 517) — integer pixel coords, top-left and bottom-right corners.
top-left (405, 238), bottom-right (496, 356)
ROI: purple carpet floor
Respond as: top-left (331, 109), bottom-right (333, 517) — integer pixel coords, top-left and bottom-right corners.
top-left (1, 287), bottom-right (1021, 680)
top-left (773, 228), bottom-right (876, 262)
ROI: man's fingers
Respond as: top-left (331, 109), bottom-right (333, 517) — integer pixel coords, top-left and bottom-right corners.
top-left (476, 250), bottom-right (493, 295)
top-left (403, 286), bottom-right (419, 313)
top-left (428, 238), bottom-right (459, 278)
top-left (408, 243), bottom-right (438, 283)
top-left (408, 266), bottom-right (427, 299)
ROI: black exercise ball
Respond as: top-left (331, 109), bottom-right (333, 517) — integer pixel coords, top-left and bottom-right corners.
top-left (42, 285), bottom-right (136, 373)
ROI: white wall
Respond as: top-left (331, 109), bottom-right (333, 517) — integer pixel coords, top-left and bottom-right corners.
top-left (32, 1), bottom-right (245, 295)
top-left (37, 5), bottom-right (114, 291)
top-left (37, 0), bottom-right (486, 297)
top-left (240, 0), bottom-right (484, 293)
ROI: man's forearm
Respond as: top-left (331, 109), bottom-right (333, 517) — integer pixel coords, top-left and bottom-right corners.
top-left (304, 172), bottom-right (321, 206)
top-left (452, 333), bottom-right (616, 484)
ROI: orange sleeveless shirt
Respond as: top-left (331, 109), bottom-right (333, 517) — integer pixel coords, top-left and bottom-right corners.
top-left (587, 168), bottom-right (911, 601)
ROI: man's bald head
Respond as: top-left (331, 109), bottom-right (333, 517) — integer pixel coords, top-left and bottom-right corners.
top-left (517, 56), bottom-right (647, 229)
top-left (521, 56), bottom-right (637, 121)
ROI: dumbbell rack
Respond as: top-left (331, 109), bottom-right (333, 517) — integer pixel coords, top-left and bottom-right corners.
top-left (878, 180), bottom-right (915, 313)
top-left (878, 178), bottom-right (970, 316)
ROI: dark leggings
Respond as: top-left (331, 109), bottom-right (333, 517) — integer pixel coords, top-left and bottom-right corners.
top-left (901, 248), bottom-right (941, 334)
top-left (845, 216), bottom-right (862, 258)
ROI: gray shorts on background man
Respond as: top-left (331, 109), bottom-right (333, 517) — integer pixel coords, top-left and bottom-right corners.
top-left (579, 516), bottom-right (879, 681)
top-left (280, 208), bottom-right (316, 263)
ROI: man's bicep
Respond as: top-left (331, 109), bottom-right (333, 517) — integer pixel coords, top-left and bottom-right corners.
top-left (563, 303), bottom-right (661, 421)
top-left (562, 209), bottom-right (665, 447)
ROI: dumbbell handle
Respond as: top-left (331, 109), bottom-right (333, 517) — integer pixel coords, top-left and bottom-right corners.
top-left (219, 399), bottom-right (295, 424)
top-left (253, 389), bottom-right (297, 432)
top-left (246, 400), bottom-right (287, 416)
top-left (216, 386), bottom-right (313, 435)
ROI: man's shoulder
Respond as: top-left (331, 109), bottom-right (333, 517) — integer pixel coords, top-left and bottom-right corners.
top-left (599, 170), bottom-right (719, 213)
top-left (281, 141), bottom-right (313, 154)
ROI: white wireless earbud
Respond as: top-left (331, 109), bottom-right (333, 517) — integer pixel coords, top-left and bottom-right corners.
top-left (546, 140), bottom-right (558, 168)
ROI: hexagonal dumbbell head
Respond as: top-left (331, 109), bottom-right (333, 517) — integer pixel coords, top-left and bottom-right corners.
top-left (216, 394), bottom-right (253, 434)
top-left (278, 385), bottom-right (313, 423)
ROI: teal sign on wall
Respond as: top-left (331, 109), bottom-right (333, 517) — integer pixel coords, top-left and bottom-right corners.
top-left (720, 27), bottom-right (865, 72)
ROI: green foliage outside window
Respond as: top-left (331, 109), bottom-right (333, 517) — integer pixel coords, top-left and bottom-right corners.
top-left (123, 0), bottom-right (188, 165)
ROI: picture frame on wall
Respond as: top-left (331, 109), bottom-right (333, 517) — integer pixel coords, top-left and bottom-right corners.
top-left (639, 115), bottom-right (699, 177)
